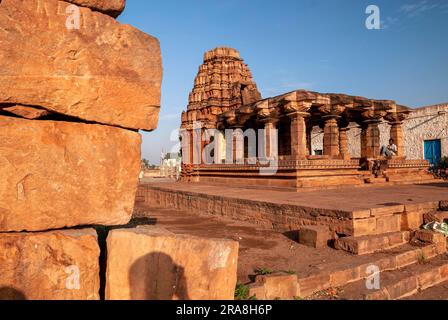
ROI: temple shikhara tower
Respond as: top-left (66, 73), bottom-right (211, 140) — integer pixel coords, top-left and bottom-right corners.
top-left (180, 47), bottom-right (434, 189)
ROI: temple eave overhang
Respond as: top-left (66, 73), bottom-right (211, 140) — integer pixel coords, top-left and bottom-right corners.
top-left (182, 89), bottom-right (412, 129)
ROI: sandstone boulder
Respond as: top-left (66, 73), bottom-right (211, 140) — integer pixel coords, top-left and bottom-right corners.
top-left (0, 116), bottom-right (141, 232)
top-left (66, 0), bottom-right (125, 17)
top-left (105, 226), bottom-right (239, 300)
top-left (0, 229), bottom-right (100, 300)
top-left (0, 0), bottom-right (162, 131)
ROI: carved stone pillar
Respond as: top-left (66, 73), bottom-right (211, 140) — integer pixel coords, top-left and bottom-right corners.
top-left (289, 112), bottom-right (309, 160)
top-left (318, 103), bottom-right (346, 158)
top-left (361, 120), bottom-right (381, 159)
top-left (192, 124), bottom-right (203, 165)
top-left (389, 122), bottom-right (404, 157)
top-left (339, 126), bottom-right (350, 160)
top-left (385, 112), bottom-right (408, 157)
top-left (323, 116), bottom-right (340, 157)
top-left (232, 126), bottom-right (244, 164)
top-left (180, 128), bottom-right (193, 165)
top-left (214, 130), bottom-right (225, 164)
top-left (262, 120), bottom-right (278, 159)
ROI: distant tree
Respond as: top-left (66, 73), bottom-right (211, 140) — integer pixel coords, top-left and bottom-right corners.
top-left (141, 158), bottom-right (150, 169)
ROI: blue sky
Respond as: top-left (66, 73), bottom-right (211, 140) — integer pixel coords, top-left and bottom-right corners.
top-left (118, 0), bottom-right (448, 164)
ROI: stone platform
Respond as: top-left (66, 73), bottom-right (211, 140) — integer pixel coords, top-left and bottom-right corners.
top-left (139, 181), bottom-right (448, 234)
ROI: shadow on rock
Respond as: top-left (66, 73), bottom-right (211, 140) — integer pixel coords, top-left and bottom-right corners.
top-left (129, 252), bottom-right (190, 300)
top-left (0, 287), bottom-right (27, 300)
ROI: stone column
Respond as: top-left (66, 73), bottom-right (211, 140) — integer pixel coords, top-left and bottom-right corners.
top-left (323, 116), bottom-right (340, 157)
top-left (361, 120), bottom-right (381, 159)
top-left (262, 120), bottom-right (278, 159)
top-left (200, 128), bottom-right (208, 164)
top-left (289, 112), bottom-right (308, 160)
top-left (389, 121), bottom-right (404, 157)
top-left (180, 129), bottom-right (194, 165)
top-left (339, 126), bottom-right (350, 160)
top-left (213, 130), bottom-right (225, 164)
top-left (192, 125), bottom-right (203, 165)
top-left (232, 126), bottom-right (244, 164)
top-left (385, 111), bottom-right (408, 158)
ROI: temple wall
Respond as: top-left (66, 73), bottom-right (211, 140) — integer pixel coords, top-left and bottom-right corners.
top-left (310, 103), bottom-right (448, 160)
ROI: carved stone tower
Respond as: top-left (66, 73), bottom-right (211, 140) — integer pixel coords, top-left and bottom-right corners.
top-left (182, 47), bottom-right (261, 128)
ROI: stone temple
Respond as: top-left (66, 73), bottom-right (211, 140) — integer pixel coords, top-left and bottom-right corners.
top-left (180, 47), bottom-right (435, 190)
top-left (2, 0), bottom-right (447, 301)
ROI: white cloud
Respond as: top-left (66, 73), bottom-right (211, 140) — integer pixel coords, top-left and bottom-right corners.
top-left (399, 0), bottom-right (446, 18)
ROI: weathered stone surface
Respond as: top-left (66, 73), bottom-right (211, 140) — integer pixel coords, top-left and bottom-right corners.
top-left (376, 214), bottom-right (401, 234)
top-left (297, 273), bottom-right (331, 298)
top-left (401, 211), bottom-right (424, 230)
top-left (337, 217), bottom-right (377, 237)
top-left (2, 105), bottom-right (50, 119)
top-left (298, 225), bottom-right (329, 248)
top-left (0, 0), bottom-right (162, 131)
top-left (416, 230), bottom-right (441, 243)
top-left (105, 226), bottom-right (239, 300)
top-left (251, 273), bottom-right (299, 300)
top-left (370, 205), bottom-right (405, 217)
top-left (424, 211), bottom-right (448, 224)
top-left (0, 116), bottom-right (140, 232)
top-left (0, 229), bottom-right (100, 300)
top-left (66, 0), bottom-right (125, 17)
top-left (336, 231), bottom-right (410, 255)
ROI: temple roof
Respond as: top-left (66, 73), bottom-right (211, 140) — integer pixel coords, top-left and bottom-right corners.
top-left (181, 48), bottom-right (411, 129)
top-left (215, 90), bottom-right (411, 128)
top-left (186, 47), bottom-right (261, 112)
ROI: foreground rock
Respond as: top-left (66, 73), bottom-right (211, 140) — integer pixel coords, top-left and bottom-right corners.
top-left (0, 229), bottom-right (100, 300)
top-left (0, 0), bottom-right (162, 131)
top-left (105, 226), bottom-right (239, 300)
top-left (66, 0), bottom-right (125, 17)
top-left (0, 116), bottom-right (140, 232)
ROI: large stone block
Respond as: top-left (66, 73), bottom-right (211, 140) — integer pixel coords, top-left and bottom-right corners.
top-left (0, 116), bottom-right (140, 231)
top-left (401, 211), bottom-right (423, 230)
top-left (0, 229), bottom-right (100, 300)
top-left (375, 214), bottom-right (401, 234)
top-left (105, 226), bottom-right (239, 300)
top-left (335, 231), bottom-right (410, 255)
top-left (298, 225), bottom-right (329, 248)
top-left (0, 0), bottom-right (162, 131)
top-left (66, 0), bottom-right (125, 17)
top-left (251, 273), bottom-right (299, 300)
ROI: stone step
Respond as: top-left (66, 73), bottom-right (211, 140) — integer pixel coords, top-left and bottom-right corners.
top-left (335, 231), bottom-right (411, 255)
top-left (332, 254), bottom-right (448, 300)
top-left (297, 243), bottom-right (444, 298)
top-left (403, 281), bottom-right (448, 300)
top-left (247, 243), bottom-right (446, 300)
